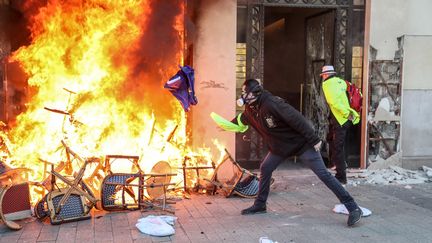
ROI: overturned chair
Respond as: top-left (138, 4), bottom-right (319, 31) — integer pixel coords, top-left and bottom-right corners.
top-left (208, 149), bottom-right (261, 198)
top-left (101, 155), bottom-right (176, 212)
top-left (0, 168), bottom-right (33, 230)
top-left (34, 141), bottom-right (99, 225)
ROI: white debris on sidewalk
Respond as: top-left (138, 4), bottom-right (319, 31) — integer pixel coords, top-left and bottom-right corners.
top-left (367, 152), bottom-right (402, 170)
top-left (346, 165), bottom-right (432, 186)
top-left (135, 215), bottom-right (177, 237)
top-left (259, 236), bottom-right (278, 243)
top-left (422, 165), bottom-right (432, 178)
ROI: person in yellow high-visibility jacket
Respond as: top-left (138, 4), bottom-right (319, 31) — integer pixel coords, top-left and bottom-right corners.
top-left (321, 65), bottom-right (360, 185)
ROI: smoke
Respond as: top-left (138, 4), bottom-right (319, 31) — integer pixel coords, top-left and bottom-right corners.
top-left (121, 0), bottom-right (184, 120)
top-left (0, 4), bottom-right (30, 54)
top-left (190, 0), bottom-right (221, 41)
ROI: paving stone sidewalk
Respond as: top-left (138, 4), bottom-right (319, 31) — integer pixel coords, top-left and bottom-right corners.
top-left (1, 164), bottom-right (432, 243)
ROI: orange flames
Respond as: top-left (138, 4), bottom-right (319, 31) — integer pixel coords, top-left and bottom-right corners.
top-left (4, 0), bottom-right (218, 198)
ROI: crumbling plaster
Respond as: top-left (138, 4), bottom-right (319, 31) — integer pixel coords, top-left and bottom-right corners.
top-left (369, 0), bottom-right (432, 169)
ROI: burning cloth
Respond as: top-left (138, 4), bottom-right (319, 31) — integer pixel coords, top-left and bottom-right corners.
top-left (164, 65), bottom-right (198, 112)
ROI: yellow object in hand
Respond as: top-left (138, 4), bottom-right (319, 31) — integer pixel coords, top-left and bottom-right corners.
top-left (210, 112), bottom-right (249, 133)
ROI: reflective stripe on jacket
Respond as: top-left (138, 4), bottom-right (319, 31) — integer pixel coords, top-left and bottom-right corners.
top-left (322, 76), bottom-right (360, 125)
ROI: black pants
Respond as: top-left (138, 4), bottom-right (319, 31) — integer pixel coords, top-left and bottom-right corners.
top-left (328, 116), bottom-right (350, 182)
top-left (254, 148), bottom-right (358, 212)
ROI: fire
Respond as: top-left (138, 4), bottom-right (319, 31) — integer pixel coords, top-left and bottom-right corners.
top-left (3, 0), bottom-right (217, 203)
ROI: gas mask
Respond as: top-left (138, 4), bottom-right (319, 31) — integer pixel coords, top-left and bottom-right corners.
top-left (236, 97), bottom-right (246, 107)
top-left (236, 83), bottom-right (262, 107)
top-left (236, 92), bottom-right (255, 107)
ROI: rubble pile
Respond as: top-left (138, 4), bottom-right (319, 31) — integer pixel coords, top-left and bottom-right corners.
top-left (348, 166), bottom-right (432, 186)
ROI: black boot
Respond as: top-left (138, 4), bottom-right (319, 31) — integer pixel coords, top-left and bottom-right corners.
top-left (335, 174), bottom-right (347, 185)
top-left (241, 204), bottom-right (266, 215)
top-left (336, 177), bottom-right (347, 185)
top-left (347, 208), bottom-right (362, 226)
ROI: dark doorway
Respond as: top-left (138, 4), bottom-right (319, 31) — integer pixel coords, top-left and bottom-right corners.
top-left (264, 7), bottom-right (335, 165)
top-left (264, 7), bottom-right (330, 112)
top-left (236, 4), bottom-right (363, 169)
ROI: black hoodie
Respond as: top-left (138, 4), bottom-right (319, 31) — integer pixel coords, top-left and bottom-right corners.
top-left (237, 90), bottom-right (320, 157)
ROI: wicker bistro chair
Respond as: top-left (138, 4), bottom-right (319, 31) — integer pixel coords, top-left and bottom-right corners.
top-left (33, 141), bottom-right (99, 225)
top-left (101, 156), bottom-right (176, 212)
top-left (101, 173), bottom-right (141, 211)
top-left (209, 149), bottom-right (262, 199)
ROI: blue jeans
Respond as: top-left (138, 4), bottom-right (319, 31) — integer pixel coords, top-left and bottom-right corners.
top-left (254, 148), bottom-right (358, 212)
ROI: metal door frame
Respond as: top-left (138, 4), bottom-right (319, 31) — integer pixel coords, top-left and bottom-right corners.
top-left (239, 0), bottom-right (355, 164)
top-left (245, 0), bottom-right (351, 81)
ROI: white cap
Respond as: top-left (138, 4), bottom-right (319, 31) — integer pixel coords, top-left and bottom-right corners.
top-left (320, 65), bottom-right (336, 76)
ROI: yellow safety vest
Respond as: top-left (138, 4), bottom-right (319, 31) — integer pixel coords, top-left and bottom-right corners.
top-left (322, 76), bottom-right (360, 125)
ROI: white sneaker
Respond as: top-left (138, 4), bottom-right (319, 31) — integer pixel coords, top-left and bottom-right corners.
top-left (259, 237), bottom-right (278, 243)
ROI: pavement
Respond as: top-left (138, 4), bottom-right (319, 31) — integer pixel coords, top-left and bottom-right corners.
top-left (1, 162), bottom-right (432, 243)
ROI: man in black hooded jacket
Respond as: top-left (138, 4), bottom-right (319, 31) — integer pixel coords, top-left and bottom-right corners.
top-left (224, 79), bottom-right (362, 227)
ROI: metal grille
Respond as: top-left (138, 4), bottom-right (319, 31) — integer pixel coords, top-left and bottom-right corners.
top-left (246, 1), bottom-right (350, 81)
top-left (263, 0), bottom-right (348, 7)
top-left (240, 0), bottom-right (352, 163)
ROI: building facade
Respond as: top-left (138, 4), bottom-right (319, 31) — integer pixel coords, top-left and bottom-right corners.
top-left (1, 0), bottom-right (431, 169)
top-left (192, 0), bottom-right (432, 169)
